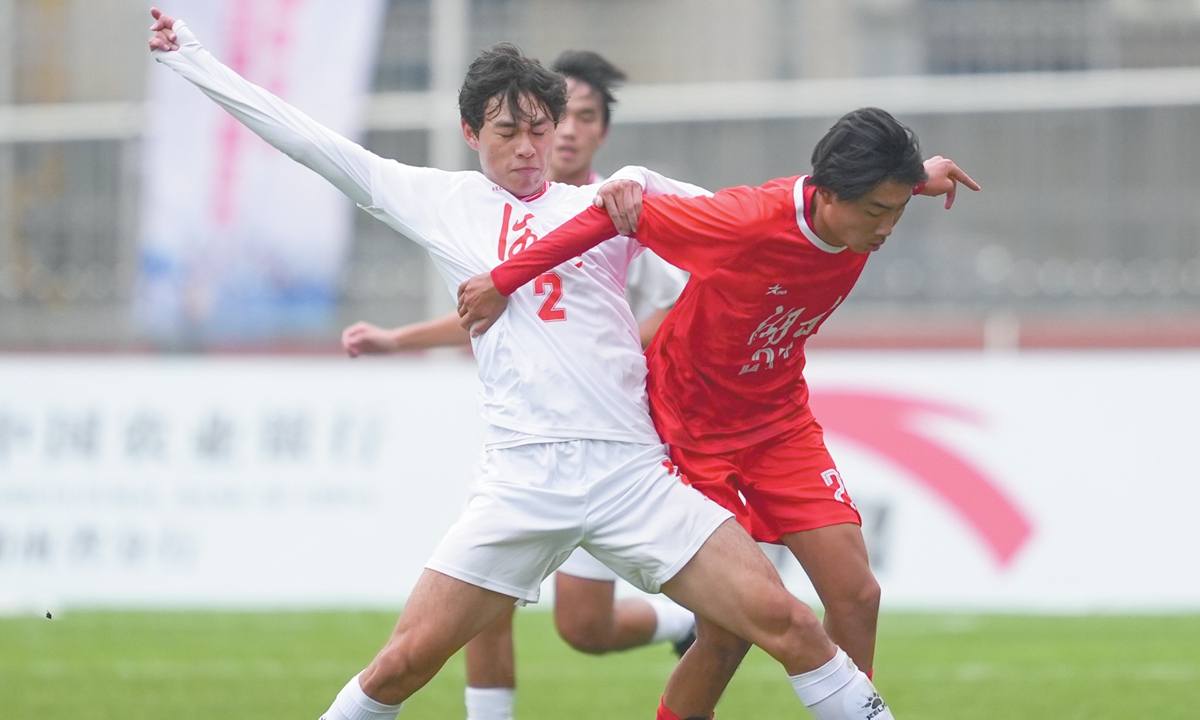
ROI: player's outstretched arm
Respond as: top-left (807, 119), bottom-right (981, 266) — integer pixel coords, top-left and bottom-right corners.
top-left (342, 314), bottom-right (470, 357)
top-left (146, 7), bottom-right (376, 208)
top-left (918, 155), bottom-right (981, 209)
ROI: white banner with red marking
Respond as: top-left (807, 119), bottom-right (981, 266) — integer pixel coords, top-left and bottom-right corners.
top-left (1, 352), bottom-right (1197, 612)
top-left (136, 0), bottom-right (386, 340)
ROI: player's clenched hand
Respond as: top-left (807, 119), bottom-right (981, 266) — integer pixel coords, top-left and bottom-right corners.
top-left (341, 321), bottom-right (399, 357)
top-left (148, 7), bottom-right (180, 52)
top-left (593, 179), bottom-right (643, 236)
top-left (920, 155), bottom-right (981, 209)
top-left (457, 272), bottom-right (508, 337)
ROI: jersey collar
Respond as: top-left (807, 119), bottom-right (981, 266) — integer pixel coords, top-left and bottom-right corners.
top-left (793, 176), bottom-right (845, 254)
top-left (518, 182), bottom-right (550, 202)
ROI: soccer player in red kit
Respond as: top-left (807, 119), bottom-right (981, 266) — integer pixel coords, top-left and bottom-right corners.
top-left (458, 107), bottom-right (979, 720)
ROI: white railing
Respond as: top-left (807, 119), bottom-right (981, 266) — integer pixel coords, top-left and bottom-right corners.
top-left (3, 66), bottom-right (1200, 144)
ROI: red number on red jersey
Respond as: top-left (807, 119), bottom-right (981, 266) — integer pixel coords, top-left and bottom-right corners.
top-left (535, 272), bottom-right (566, 322)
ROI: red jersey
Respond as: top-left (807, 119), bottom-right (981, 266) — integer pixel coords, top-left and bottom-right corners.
top-left (491, 175), bottom-right (870, 453)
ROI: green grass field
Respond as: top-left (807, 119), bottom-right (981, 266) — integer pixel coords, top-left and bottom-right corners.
top-left (2, 610), bottom-right (1198, 719)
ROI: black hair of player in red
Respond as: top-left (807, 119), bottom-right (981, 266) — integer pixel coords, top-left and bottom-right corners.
top-left (459, 43), bottom-right (568, 133)
top-left (552, 51), bottom-right (627, 129)
top-left (810, 107), bottom-right (929, 202)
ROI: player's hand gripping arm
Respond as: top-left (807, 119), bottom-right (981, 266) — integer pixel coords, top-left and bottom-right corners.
top-left (342, 314), bottom-right (470, 357)
top-left (916, 155), bottom-right (981, 209)
top-left (457, 168), bottom-right (713, 336)
top-left (593, 166), bottom-right (713, 236)
top-left (483, 167), bottom-right (713, 297)
top-left (147, 8), bottom-right (375, 208)
top-left (455, 206), bottom-right (616, 336)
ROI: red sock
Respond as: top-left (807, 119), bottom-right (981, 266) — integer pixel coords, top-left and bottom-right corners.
top-left (867, 668), bottom-right (874, 681)
top-left (656, 698), bottom-right (683, 720)
top-left (656, 697), bottom-right (713, 720)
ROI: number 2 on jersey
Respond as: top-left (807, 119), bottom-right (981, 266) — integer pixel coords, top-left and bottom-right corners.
top-left (535, 272), bottom-right (566, 322)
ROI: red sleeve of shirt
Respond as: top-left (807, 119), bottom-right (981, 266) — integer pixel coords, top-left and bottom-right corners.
top-left (490, 179), bottom-right (794, 295)
top-left (490, 206), bottom-right (617, 296)
top-left (635, 183), bottom-right (790, 279)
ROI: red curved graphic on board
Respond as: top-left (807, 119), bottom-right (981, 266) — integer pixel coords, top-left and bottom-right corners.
top-left (809, 390), bottom-right (1032, 567)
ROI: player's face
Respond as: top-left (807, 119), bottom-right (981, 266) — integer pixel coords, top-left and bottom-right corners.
top-left (817, 179), bottom-right (912, 254)
top-left (550, 78), bottom-right (608, 182)
top-left (463, 94), bottom-right (555, 198)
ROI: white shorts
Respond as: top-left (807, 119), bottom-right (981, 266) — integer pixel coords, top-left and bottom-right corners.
top-left (426, 439), bottom-right (732, 604)
top-left (557, 547), bottom-right (620, 583)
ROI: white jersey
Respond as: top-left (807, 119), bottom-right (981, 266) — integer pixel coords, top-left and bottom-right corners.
top-left (626, 251), bottom-right (689, 323)
top-left (154, 22), bottom-right (708, 446)
top-left (589, 173), bottom-right (690, 324)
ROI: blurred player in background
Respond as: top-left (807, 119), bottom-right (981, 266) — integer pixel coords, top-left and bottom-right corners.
top-left (460, 107), bottom-right (979, 720)
top-left (149, 9), bottom-right (899, 720)
top-left (342, 50), bottom-right (696, 720)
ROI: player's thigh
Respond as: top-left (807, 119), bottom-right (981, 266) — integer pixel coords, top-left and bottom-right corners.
top-left (782, 522), bottom-right (877, 607)
top-left (466, 604), bottom-right (516, 653)
top-left (554, 572), bottom-right (616, 628)
top-left (384, 569), bottom-right (518, 670)
top-left (660, 518), bottom-right (796, 642)
top-left (464, 604), bottom-right (516, 687)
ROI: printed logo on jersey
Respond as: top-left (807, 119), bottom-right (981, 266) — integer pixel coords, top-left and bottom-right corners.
top-left (496, 203), bottom-right (584, 267)
top-left (738, 296), bottom-right (844, 375)
top-left (497, 203), bottom-right (538, 261)
top-left (766, 284), bottom-right (787, 295)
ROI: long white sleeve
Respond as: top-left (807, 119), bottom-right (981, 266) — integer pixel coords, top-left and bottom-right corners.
top-left (152, 20), bottom-right (377, 208)
top-left (604, 165), bottom-right (714, 200)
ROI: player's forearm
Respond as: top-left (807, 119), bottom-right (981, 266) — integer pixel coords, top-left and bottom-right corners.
top-left (152, 21), bottom-right (375, 207)
top-left (393, 313), bottom-right (471, 350)
top-left (491, 206), bottom-right (617, 296)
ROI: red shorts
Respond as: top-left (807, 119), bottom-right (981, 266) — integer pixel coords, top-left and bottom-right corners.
top-left (668, 418), bottom-right (861, 544)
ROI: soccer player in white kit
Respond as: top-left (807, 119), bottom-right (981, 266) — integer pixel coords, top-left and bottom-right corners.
top-left (341, 51), bottom-right (696, 720)
top-left (148, 9), bottom-right (899, 720)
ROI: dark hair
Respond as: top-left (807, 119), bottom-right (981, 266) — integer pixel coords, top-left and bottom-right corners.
top-left (459, 43), bottom-right (568, 133)
top-left (552, 50), bottom-right (627, 128)
top-left (810, 107), bottom-right (928, 201)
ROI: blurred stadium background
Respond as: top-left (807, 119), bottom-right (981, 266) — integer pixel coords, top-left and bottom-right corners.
top-left (2, 1), bottom-right (1200, 718)
top-left (2, 0), bottom-right (1199, 350)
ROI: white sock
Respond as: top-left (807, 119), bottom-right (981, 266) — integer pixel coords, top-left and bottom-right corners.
top-left (648, 598), bottom-right (696, 645)
top-left (320, 673), bottom-right (403, 720)
top-left (789, 649), bottom-right (893, 720)
top-left (465, 686), bottom-right (515, 720)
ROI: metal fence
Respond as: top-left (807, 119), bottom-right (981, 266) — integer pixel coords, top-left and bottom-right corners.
top-left (1, 0), bottom-right (1199, 349)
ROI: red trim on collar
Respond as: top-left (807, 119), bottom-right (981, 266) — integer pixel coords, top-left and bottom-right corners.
top-left (519, 182), bottom-right (550, 202)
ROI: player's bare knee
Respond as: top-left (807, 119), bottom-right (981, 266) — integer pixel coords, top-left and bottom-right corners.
top-left (826, 574), bottom-right (881, 620)
top-left (757, 598), bottom-right (826, 661)
top-left (755, 588), bottom-right (808, 638)
top-left (373, 637), bottom-right (442, 689)
top-left (555, 614), bottom-right (613, 654)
